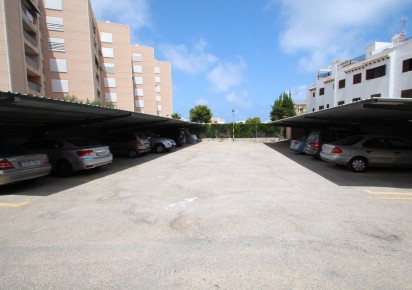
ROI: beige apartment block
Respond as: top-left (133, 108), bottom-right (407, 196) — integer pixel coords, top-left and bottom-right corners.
top-left (41, 0), bottom-right (100, 103)
top-left (0, 0), bottom-right (173, 114)
top-left (131, 45), bottom-right (173, 116)
top-left (0, 0), bottom-right (44, 95)
top-left (97, 21), bottom-right (134, 111)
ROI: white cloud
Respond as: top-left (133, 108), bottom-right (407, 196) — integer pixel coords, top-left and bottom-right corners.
top-left (160, 39), bottom-right (218, 75)
top-left (90, 0), bottom-right (151, 31)
top-left (196, 99), bottom-right (208, 105)
top-left (207, 60), bottom-right (246, 93)
top-left (225, 90), bottom-right (252, 109)
top-left (270, 0), bottom-right (411, 71)
top-left (290, 85), bottom-right (308, 103)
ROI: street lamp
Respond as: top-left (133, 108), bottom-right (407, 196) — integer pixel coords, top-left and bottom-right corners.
top-left (232, 109), bottom-right (235, 140)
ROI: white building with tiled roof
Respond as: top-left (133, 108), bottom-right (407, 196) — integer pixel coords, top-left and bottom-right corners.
top-left (306, 34), bottom-right (412, 112)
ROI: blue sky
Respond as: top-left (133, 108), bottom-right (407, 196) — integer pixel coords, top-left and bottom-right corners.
top-left (91, 0), bottom-right (412, 122)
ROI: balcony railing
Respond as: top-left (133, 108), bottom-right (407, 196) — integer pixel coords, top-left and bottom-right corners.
top-left (28, 81), bottom-right (41, 93)
top-left (23, 30), bottom-right (37, 47)
top-left (22, 5), bottom-right (37, 25)
top-left (25, 56), bottom-right (39, 70)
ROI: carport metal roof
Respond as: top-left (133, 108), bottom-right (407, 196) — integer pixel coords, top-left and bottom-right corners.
top-left (0, 91), bottom-right (190, 131)
top-left (272, 98), bottom-right (412, 129)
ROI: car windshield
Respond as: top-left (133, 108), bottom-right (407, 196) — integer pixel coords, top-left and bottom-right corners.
top-left (0, 144), bottom-right (29, 155)
top-left (66, 139), bottom-right (100, 147)
top-left (333, 135), bottom-right (364, 146)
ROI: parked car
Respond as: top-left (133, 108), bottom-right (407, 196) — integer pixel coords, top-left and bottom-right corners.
top-left (157, 128), bottom-right (186, 147)
top-left (143, 131), bottom-right (176, 153)
top-left (320, 135), bottom-right (412, 172)
top-left (0, 143), bottom-right (51, 185)
top-left (185, 130), bottom-right (198, 144)
top-left (104, 131), bottom-right (151, 158)
top-left (290, 136), bottom-right (307, 154)
top-left (22, 138), bottom-right (112, 177)
top-left (304, 130), bottom-right (349, 157)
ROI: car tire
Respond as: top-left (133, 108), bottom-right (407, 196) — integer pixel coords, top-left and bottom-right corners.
top-left (128, 149), bottom-right (138, 158)
top-left (55, 160), bottom-right (74, 177)
top-left (348, 157), bottom-right (368, 173)
top-left (155, 144), bottom-right (165, 153)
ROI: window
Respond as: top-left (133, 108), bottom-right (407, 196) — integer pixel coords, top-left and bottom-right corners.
top-left (45, 0), bottom-right (62, 10)
top-left (105, 93), bottom-right (117, 102)
top-left (366, 65), bottom-right (386, 80)
top-left (363, 138), bottom-right (386, 149)
top-left (386, 138), bottom-right (412, 149)
top-left (155, 76), bottom-right (161, 83)
top-left (157, 105), bottom-right (162, 112)
top-left (338, 79), bottom-right (345, 89)
top-left (135, 89), bottom-right (144, 97)
top-left (352, 97), bottom-right (361, 102)
top-left (319, 88), bottom-right (324, 95)
top-left (326, 104), bottom-right (330, 108)
top-left (134, 77), bottom-right (143, 85)
top-left (312, 92), bottom-right (315, 97)
top-left (337, 101), bottom-right (345, 106)
top-left (104, 78), bottom-right (116, 88)
top-left (402, 58), bottom-right (412, 73)
top-left (103, 63), bottom-right (115, 73)
top-left (319, 105), bottom-right (324, 110)
top-left (132, 53), bottom-right (142, 61)
top-left (155, 86), bottom-right (161, 93)
top-left (48, 38), bottom-right (65, 52)
top-left (51, 79), bottom-right (68, 92)
top-left (353, 73), bottom-right (362, 84)
top-left (156, 95), bottom-right (161, 102)
top-left (371, 94), bottom-right (381, 98)
top-left (312, 108), bottom-right (315, 112)
top-left (100, 32), bottom-right (113, 43)
top-left (49, 59), bottom-right (67, 72)
top-left (133, 65), bottom-right (142, 73)
top-left (154, 67), bottom-right (160, 74)
top-left (46, 16), bottom-right (64, 31)
top-left (135, 100), bottom-right (144, 108)
top-left (401, 89), bottom-right (412, 98)
top-left (102, 48), bottom-right (114, 58)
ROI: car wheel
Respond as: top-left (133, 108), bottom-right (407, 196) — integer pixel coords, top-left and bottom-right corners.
top-left (128, 149), bottom-right (138, 158)
top-left (155, 144), bottom-right (165, 153)
top-left (348, 157), bottom-right (368, 173)
top-left (55, 160), bottom-right (74, 177)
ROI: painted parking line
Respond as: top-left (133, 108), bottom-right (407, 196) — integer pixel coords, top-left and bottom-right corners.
top-left (0, 201), bottom-right (29, 208)
top-left (364, 190), bottom-right (412, 201)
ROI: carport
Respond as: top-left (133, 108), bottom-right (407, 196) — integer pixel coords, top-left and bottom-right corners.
top-left (0, 91), bottom-right (191, 141)
top-left (272, 98), bottom-right (412, 137)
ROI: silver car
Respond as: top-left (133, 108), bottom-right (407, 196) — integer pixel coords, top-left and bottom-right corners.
top-left (23, 138), bottom-right (113, 177)
top-left (0, 144), bottom-right (51, 185)
top-left (320, 135), bottom-right (412, 172)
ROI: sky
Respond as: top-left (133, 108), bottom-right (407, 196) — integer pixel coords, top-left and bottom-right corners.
top-left (90, 0), bottom-right (412, 122)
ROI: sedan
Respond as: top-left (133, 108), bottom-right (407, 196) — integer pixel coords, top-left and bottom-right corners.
top-left (290, 136), bottom-right (307, 154)
top-left (0, 143), bottom-right (51, 185)
top-left (320, 135), bottom-right (412, 172)
top-left (23, 138), bottom-right (113, 177)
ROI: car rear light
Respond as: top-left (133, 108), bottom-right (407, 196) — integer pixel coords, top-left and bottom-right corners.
top-left (137, 138), bottom-right (142, 146)
top-left (313, 141), bottom-right (319, 149)
top-left (76, 149), bottom-right (94, 157)
top-left (294, 140), bottom-right (299, 145)
top-left (331, 147), bottom-right (343, 154)
top-left (44, 156), bottom-right (50, 164)
top-left (0, 159), bottom-right (14, 170)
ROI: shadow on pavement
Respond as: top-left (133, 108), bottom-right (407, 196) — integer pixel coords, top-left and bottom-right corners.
top-left (0, 144), bottom-right (197, 197)
top-left (265, 141), bottom-right (412, 189)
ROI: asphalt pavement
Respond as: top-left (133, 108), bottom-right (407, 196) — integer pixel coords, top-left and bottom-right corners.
top-left (0, 141), bottom-right (411, 289)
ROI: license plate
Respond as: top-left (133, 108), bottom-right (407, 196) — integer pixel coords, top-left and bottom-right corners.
top-left (96, 150), bottom-right (107, 156)
top-left (21, 160), bottom-right (41, 167)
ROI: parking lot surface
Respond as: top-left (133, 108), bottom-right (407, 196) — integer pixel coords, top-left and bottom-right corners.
top-left (1, 141), bottom-right (411, 289)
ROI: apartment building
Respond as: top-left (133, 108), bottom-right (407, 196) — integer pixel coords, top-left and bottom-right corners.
top-left (0, 0), bottom-right (44, 95)
top-left (0, 0), bottom-right (172, 116)
top-left (306, 34), bottom-right (412, 113)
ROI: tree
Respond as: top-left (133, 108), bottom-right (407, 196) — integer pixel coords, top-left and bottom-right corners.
top-left (189, 105), bottom-right (212, 123)
top-left (245, 117), bottom-right (261, 124)
top-left (270, 91), bottom-right (296, 121)
top-left (171, 113), bottom-right (182, 120)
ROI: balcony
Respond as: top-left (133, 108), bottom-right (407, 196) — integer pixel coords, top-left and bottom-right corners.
top-left (23, 30), bottom-right (37, 47)
top-left (22, 5), bottom-right (36, 26)
top-left (25, 56), bottom-right (39, 70)
top-left (28, 81), bottom-right (41, 93)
